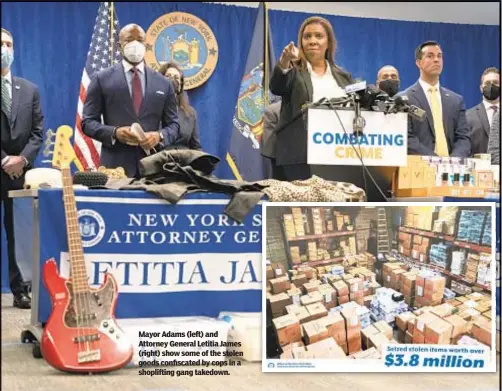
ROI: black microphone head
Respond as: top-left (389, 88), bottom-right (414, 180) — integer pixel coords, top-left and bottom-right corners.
top-left (360, 84), bottom-right (383, 108)
top-left (394, 95), bottom-right (409, 106)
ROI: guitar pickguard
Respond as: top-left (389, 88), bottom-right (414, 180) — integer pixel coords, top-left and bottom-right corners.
top-left (63, 279), bottom-right (115, 329)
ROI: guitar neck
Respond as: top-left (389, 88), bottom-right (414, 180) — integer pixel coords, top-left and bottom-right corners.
top-left (61, 167), bottom-right (89, 294)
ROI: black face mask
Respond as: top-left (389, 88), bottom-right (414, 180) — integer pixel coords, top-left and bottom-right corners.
top-left (482, 83), bottom-right (500, 101)
top-left (378, 79), bottom-right (400, 97)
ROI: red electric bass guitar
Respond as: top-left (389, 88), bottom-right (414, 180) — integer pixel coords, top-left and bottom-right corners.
top-left (41, 125), bottom-right (133, 373)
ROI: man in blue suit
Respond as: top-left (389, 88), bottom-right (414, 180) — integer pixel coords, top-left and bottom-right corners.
top-left (400, 41), bottom-right (471, 157)
top-left (1, 28), bottom-right (44, 309)
top-left (83, 24), bottom-right (179, 177)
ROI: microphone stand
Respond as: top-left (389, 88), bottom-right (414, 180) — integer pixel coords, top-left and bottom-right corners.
top-left (352, 94), bottom-right (366, 137)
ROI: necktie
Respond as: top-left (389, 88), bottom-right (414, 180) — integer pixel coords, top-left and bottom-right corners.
top-left (1, 78), bottom-right (11, 120)
top-left (131, 67), bottom-right (143, 116)
top-left (428, 87), bottom-right (449, 157)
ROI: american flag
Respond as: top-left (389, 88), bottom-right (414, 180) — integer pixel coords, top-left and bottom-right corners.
top-left (73, 2), bottom-right (121, 171)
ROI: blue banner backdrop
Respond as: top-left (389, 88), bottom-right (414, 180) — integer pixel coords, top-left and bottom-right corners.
top-left (37, 190), bottom-right (262, 320)
top-left (1, 2), bottom-right (500, 289)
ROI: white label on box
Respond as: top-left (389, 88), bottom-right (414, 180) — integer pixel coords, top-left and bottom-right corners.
top-left (275, 268), bottom-right (282, 276)
top-left (351, 284), bottom-right (357, 293)
top-left (387, 276), bottom-right (390, 282)
top-left (417, 321), bottom-right (424, 332)
top-left (351, 316), bottom-right (358, 327)
top-left (417, 286), bottom-right (423, 297)
top-left (325, 294), bottom-right (332, 303)
top-left (293, 295), bottom-right (300, 305)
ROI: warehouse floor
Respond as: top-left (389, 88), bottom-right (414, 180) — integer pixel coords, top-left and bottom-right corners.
top-left (1, 294), bottom-right (499, 391)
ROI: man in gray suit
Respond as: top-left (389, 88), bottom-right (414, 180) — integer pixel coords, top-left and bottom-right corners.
top-left (261, 99), bottom-right (282, 179)
top-left (1, 28), bottom-right (43, 309)
top-left (83, 24), bottom-right (179, 178)
top-left (400, 41), bottom-right (471, 157)
top-left (466, 67), bottom-right (500, 155)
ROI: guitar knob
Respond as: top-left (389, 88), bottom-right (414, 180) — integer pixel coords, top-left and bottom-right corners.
top-left (109, 328), bottom-right (114, 333)
top-left (103, 321), bottom-right (108, 328)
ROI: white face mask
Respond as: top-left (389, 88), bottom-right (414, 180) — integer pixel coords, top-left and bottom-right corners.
top-left (123, 40), bottom-right (145, 63)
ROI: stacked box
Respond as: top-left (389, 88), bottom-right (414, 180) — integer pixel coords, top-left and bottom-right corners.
top-left (280, 341), bottom-right (305, 359)
top-left (311, 207), bottom-right (324, 235)
top-left (332, 280), bottom-right (349, 305)
top-left (465, 253), bottom-right (480, 283)
top-left (477, 252), bottom-right (492, 288)
top-left (373, 320), bottom-right (393, 340)
top-left (357, 305), bottom-right (371, 329)
top-left (307, 241), bottom-right (318, 262)
top-left (347, 277), bottom-right (365, 305)
top-left (390, 268), bottom-right (406, 292)
top-left (296, 266), bottom-right (316, 280)
top-left (290, 246), bottom-right (301, 265)
top-left (450, 280), bottom-right (472, 296)
top-left (291, 274), bottom-right (308, 289)
top-left (286, 286), bottom-right (302, 306)
top-left (303, 280), bottom-right (320, 294)
top-left (370, 287), bottom-right (409, 323)
top-left (269, 276), bottom-right (291, 294)
top-left (396, 312), bottom-right (416, 342)
top-left (266, 264), bottom-right (274, 281)
top-left (481, 211), bottom-right (492, 246)
top-left (415, 273), bottom-right (445, 307)
top-left (368, 332), bottom-right (390, 354)
top-left (436, 206), bottom-right (459, 235)
top-left (271, 262), bottom-right (287, 278)
top-left (402, 271), bottom-right (417, 307)
top-left (286, 304), bottom-right (311, 324)
top-left (318, 313), bottom-right (346, 346)
top-left (273, 313), bottom-right (302, 346)
top-left (306, 302), bottom-right (328, 321)
top-left (471, 317), bottom-right (491, 347)
top-left (412, 312), bottom-right (440, 344)
top-left (456, 210), bottom-right (486, 244)
top-left (270, 293), bottom-right (293, 318)
top-left (451, 250), bottom-right (467, 275)
top-left (424, 317), bottom-right (453, 344)
top-left (443, 288), bottom-right (456, 301)
top-left (365, 252), bottom-right (376, 270)
top-left (318, 284), bottom-right (337, 309)
top-left (300, 291), bottom-right (323, 307)
top-left (283, 214), bottom-right (296, 239)
top-left (328, 265), bottom-right (345, 277)
top-left (349, 347), bottom-right (380, 359)
top-left (383, 263), bottom-right (405, 288)
top-left (292, 208), bottom-right (305, 237)
top-left (429, 243), bottom-right (451, 269)
top-left (306, 337), bottom-right (346, 359)
top-left (399, 232), bottom-right (413, 257)
top-left (302, 319), bottom-right (330, 345)
top-left (443, 314), bottom-right (469, 343)
top-left (340, 308), bottom-right (362, 354)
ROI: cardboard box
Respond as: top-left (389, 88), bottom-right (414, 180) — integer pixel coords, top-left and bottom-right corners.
top-left (443, 314), bottom-right (469, 340)
top-left (280, 341), bottom-right (305, 359)
top-left (319, 313), bottom-right (346, 346)
top-left (287, 305), bottom-right (312, 324)
top-left (269, 293), bottom-right (292, 317)
top-left (300, 291), bottom-right (323, 306)
top-left (291, 274), bottom-right (308, 288)
top-left (338, 295), bottom-right (350, 305)
top-left (425, 318), bottom-right (453, 344)
top-left (364, 295), bottom-right (374, 308)
top-left (271, 262), bottom-right (286, 278)
top-left (270, 276), bottom-right (291, 294)
top-left (471, 317), bottom-right (491, 347)
top-left (306, 337), bottom-right (346, 359)
top-left (413, 312), bottom-right (439, 344)
top-left (266, 265), bottom-right (274, 281)
top-left (396, 312), bottom-right (416, 332)
top-left (405, 330), bottom-right (413, 344)
top-left (303, 320), bottom-right (329, 345)
top-left (373, 321), bottom-right (393, 340)
top-left (306, 302), bottom-right (328, 321)
top-left (333, 280), bottom-right (349, 296)
top-left (361, 325), bottom-right (380, 349)
top-left (348, 337), bottom-right (362, 355)
top-left (318, 284), bottom-right (337, 309)
top-left (341, 308), bottom-right (360, 329)
top-left (273, 314), bottom-right (302, 346)
top-left (431, 303), bottom-right (455, 318)
top-left (369, 333), bottom-right (389, 353)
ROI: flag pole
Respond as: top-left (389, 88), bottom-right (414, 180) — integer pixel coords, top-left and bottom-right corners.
top-left (263, 2), bottom-right (269, 106)
top-left (109, 2), bottom-right (115, 65)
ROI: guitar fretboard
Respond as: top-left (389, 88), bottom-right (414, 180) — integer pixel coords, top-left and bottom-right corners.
top-left (61, 167), bottom-right (89, 294)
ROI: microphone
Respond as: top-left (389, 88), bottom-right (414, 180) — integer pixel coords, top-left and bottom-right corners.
top-left (344, 80), bottom-right (367, 135)
top-left (382, 95), bottom-right (427, 122)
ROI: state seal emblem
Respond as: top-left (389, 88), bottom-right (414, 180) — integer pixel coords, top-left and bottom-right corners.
top-left (145, 12), bottom-right (218, 90)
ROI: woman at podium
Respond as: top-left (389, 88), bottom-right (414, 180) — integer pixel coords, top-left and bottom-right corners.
top-left (270, 16), bottom-right (353, 181)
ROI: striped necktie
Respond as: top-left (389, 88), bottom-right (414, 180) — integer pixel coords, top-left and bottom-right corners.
top-left (1, 78), bottom-right (11, 120)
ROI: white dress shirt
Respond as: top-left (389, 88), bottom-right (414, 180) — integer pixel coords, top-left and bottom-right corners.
top-left (419, 78), bottom-right (443, 113)
top-left (306, 61), bottom-right (347, 102)
top-left (1, 71), bottom-right (13, 166)
top-left (482, 99), bottom-right (499, 127)
top-left (281, 61), bottom-right (347, 102)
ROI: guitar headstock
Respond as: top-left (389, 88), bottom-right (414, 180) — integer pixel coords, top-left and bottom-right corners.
top-left (52, 125), bottom-right (76, 170)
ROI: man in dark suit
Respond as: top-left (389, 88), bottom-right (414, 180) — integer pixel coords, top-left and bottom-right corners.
top-left (466, 67), bottom-right (500, 155)
top-left (1, 28), bottom-right (43, 309)
top-left (400, 41), bottom-right (471, 157)
top-left (82, 24), bottom-right (179, 178)
top-left (261, 99), bottom-right (282, 180)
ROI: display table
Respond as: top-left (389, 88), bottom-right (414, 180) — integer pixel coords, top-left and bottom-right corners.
top-left (9, 188), bottom-right (263, 349)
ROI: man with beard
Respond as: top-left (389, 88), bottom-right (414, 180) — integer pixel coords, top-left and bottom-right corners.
top-left (466, 67), bottom-right (500, 155)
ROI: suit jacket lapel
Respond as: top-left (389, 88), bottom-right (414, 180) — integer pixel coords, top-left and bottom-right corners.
top-left (476, 103), bottom-right (490, 136)
top-left (440, 87), bottom-right (451, 138)
top-left (117, 63), bottom-right (137, 118)
top-left (299, 69), bottom-right (313, 102)
top-left (10, 77), bottom-right (21, 126)
top-left (411, 82), bottom-right (435, 136)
